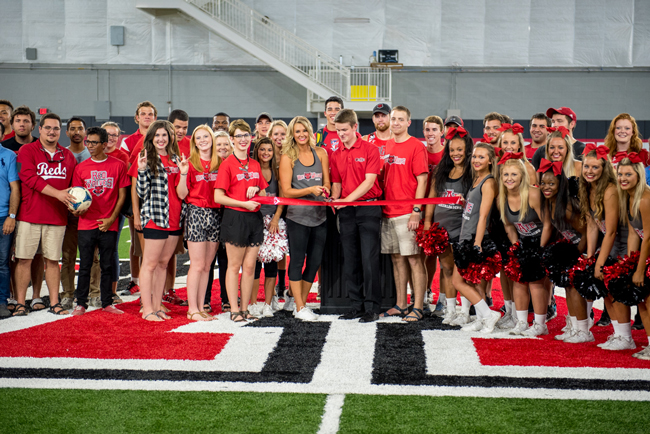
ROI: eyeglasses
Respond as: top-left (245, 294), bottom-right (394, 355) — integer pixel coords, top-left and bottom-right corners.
top-left (233, 133), bottom-right (251, 140)
top-left (85, 140), bottom-right (102, 147)
top-left (107, 134), bottom-right (120, 139)
top-left (42, 126), bottom-right (61, 132)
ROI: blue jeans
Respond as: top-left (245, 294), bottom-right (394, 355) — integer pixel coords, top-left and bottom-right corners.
top-left (0, 216), bottom-right (14, 303)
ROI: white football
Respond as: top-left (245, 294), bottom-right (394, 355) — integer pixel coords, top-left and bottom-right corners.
top-left (68, 186), bottom-right (92, 212)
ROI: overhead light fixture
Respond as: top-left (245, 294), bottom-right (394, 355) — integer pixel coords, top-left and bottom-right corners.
top-left (334, 18), bottom-right (370, 24)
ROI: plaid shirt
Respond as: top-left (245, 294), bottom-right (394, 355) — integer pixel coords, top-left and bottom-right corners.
top-left (136, 154), bottom-right (180, 229)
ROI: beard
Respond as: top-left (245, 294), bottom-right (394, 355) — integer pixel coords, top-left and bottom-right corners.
top-left (375, 123), bottom-right (389, 133)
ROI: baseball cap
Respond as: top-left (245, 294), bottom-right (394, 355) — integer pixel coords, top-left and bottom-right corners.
top-left (256, 112), bottom-right (273, 123)
top-left (444, 115), bottom-right (464, 127)
top-left (546, 107), bottom-right (576, 122)
top-left (372, 103), bottom-right (391, 115)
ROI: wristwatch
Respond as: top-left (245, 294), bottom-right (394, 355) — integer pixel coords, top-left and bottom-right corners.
top-left (8, 214), bottom-right (15, 219)
top-left (412, 207), bottom-right (421, 213)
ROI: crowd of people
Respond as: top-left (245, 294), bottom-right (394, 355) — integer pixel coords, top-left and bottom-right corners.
top-left (0, 96), bottom-right (648, 361)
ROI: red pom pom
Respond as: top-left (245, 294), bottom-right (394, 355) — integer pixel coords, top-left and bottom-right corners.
top-left (569, 255), bottom-right (594, 286)
top-left (504, 243), bottom-right (523, 283)
top-left (604, 252), bottom-right (639, 287)
top-left (480, 252), bottom-right (502, 281)
top-left (415, 222), bottom-right (449, 256)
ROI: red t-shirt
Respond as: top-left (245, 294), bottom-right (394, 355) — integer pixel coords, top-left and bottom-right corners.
top-left (121, 130), bottom-right (143, 156)
top-left (382, 137), bottom-right (428, 218)
top-left (128, 154), bottom-right (183, 231)
top-left (524, 144), bottom-right (538, 160)
top-left (106, 148), bottom-right (129, 165)
top-left (366, 131), bottom-right (390, 158)
top-left (3, 131), bottom-right (15, 140)
top-left (16, 140), bottom-right (76, 226)
top-left (427, 149), bottom-right (444, 191)
top-left (178, 136), bottom-right (191, 158)
top-left (330, 138), bottom-right (382, 201)
top-left (215, 155), bottom-right (268, 213)
top-left (72, 157), bottom-right (130, 232)
top-left (185, 159), bottom-right (219, 208)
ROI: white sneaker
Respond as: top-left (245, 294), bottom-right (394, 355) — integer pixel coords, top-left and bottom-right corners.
top-left (247, 302), bottom-right (263, 318)
top-left (442, 310), bottom-right (457, 325)
top-left (602, 336), bottom-right (636, 351)
top-left (561, 315), bottom-right (571, 332)
top-left (522, 322), bottom-right (549, 337)
top-left (283, 297), bottom-right (295, 312)
top-left (294, 306), bottom-right (318, 321)
top-left (509, 320), bottom-right (529, 335)
top-left (481, 311), bottom-right (502, 334)
top-left (461, 319), bottom-right (484, 332)
top-left (496, 313), bottom-right (517, 330)
top-left (60, 297), bottom-right (73, 310)
top-left (597, 334), bottom-right (617, 348)
top-left (450, 312), bottom-right (470, 326)
top-left (588, 317), bottom-right (594, 330)
top-left (564, 330), bottom-right (595, 343)
top-left (89, 297), bottom-right (102, 308)
top-left (632, 346), bottom-right (650, 360)
top-left (432, 302), bottom-right (446, 317)
top-left (261, 303), bottom-right (274, 318)
top-left (270, 296), bottom-right (281, 312)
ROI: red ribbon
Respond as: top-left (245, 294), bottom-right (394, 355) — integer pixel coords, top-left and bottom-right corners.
top-left (498, 152), bottom-right (524, 165)
top-left (253, 195), bottom-right (462, 207)
top-left (537, 158), bottom-right (563, 176)
top-left (547, 126), bottom-right (570, 138)
top-left (445, 126), bottom-right (467, 140)
top-left (493, 146), bottom-right (502, 156)
top-left (613, 150), bottom-right (648, 165)
top-left (582, 143), bottom-right (609, 160)
top-left (482, 134), bottom-right (493, 144)
top-left (498, 123), bottom-right (524, 135)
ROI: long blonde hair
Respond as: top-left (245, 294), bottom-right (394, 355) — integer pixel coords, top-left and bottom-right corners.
top-left (546, 131), bottom-right (577, 177)
top-left (617, 158), bottom-right (648, 225)
top-left (498, 159), bottom-right (530, 223)
top-left (189, 124), bottom-right (221, 173)
top-left (282, 116), bottom-right (316, 167)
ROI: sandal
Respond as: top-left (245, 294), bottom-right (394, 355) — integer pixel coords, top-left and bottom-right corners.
top-left (30, 298), bottom-right (46, 311)
top-left (242, 310), bottom-right (258, 321)
top-left (403, 307), bottom-right (424, 322)
top-left (380, 305), bottom-right (408, 318)
top-left (48, 303), bottom-right (69, 315)
top-left (230, 311), bottom-right (246, 323)
top-left (187, 311), bottom-right (211, 321)
top-left (222, 302), bottom-right (231, 313)
top-left (12, 303), bottom-right (28, 317)
top-left (143, 312), bottom-right (163, 322)
top-left (156, 310), bottom-right (171, 320)
top-left (200, 311), bottom-right (214, 320)
top-left (203, 303), bottom-right (212, 313)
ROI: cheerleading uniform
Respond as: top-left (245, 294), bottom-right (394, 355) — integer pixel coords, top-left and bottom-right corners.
top-left (255, 170), bottom-right (280, 280)
top-left (505, 203), bottom-right (544, 238)
top-left (629, 209), bottom-right (644, 240)
top-left (459, 175), bottom-right (494, 242)
top-left (590, 209), bottom-right (628, 260)
top-left (433, 176), bottom-right (464, 243)
top-left (504, 201), bottom-right (546, 284)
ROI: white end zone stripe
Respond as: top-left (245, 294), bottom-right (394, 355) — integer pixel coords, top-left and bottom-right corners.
top-left (318, 394), bottom-right (345, 434)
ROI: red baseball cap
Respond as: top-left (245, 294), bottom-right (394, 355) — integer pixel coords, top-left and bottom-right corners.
top-left (546, 107), bottom-right (576, 122)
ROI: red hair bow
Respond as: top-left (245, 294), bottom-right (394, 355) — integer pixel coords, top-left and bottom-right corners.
top-left (547, 126), bottom-right (570, 138)
top-left (582, 143), bottom-right (609, 160)
top-left (537, 158), bottom-right (563, 176)
top-left (613, 150), bottom-right (648, 165)
top-left (445, 126), bottom-right (467, 140)
top-left (482, 133), bottom-right (493, 144)
top-left (498, 123), bottom-right (524, 135)
top-left (498, 152), bottom-right (523, 165)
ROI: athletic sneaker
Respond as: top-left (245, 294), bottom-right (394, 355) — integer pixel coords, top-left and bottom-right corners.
top-left (632, 346), bottom-right (650, 360)
top-left (555, 326), bottom-right (575, 341)
top-left (561, 315), bottom-right (571, 332)
top-left (120, 281), bottom-right (140, 296)
top-left (481, 311), bottom-right (502, 334)
top-left (432, 301), bottom-right (446, 317)
top-left (294, 306), bottom-right (318, 321)
top-left (102, 305), bottom-right (124, 314)
top-left (442, 310), bottom-right (457, 325)
top-left (270, 296), bottom-right (281, 312)
top-left (461, 320), bottom-right (484, 332)
top-left (597, 334), bottom-right (616, 348)
top-left (248, 302), bottom-right (264, 318)
top-left (601, 336), bottom-right (636, 351)
top-left (564, 330), bottom-right (595, 343)
top-left (509, 320), bottom-right (529, 335)
top-left (450, 312), bottom-right (470, 326)
top-left (261, 303), bottom-right (274, 318)
top-left (89, 297), bottom-right (102, 308)
top-left (112, 294), bottom-right (123, 304)
top-left (522, 322), bottom-right (549, 337)
top-left (496, 313), bottom-right (517, 330)
top-left (60, 297), bottom-right (74, 311)
top-left (546, 298), bottom-right (557, 322)
top-left (283, 296), bottom-right (295, 312)
top-left (71, 305), bottom-right (86, 316)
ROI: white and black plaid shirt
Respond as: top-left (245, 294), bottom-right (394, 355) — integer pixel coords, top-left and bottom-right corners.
top-left (137, 154), bottom-right (180, 229)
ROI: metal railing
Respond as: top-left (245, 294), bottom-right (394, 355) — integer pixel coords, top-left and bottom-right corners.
top-left (308, 67), bottom-right (392, 103)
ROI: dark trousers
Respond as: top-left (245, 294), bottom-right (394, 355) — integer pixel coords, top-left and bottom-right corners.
top-left (76, 229), bottom-right (117, 309)
top-left (205, 243), bottom-right (229, 305)
top-left (286, 219), bottom-right (327, 283)
top-left (338, 205), bottom-right (382, 314)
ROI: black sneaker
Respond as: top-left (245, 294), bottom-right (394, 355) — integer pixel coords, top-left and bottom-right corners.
top-left (469, 305), bottom-right (476, 316)
top-left (546, 297), bottom-right (557, 321)
top-left (632, 312), bottom-right (644, 330)
top-left (359, 312), bottom-right (380, 323)
top-left (339, 310), bottom-right (364, 320)
top-left (596, 308), bottom-right (611, 327)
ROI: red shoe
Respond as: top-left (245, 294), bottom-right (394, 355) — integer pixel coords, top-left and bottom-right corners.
top-left (119, 281), bottom-right (140, 296)
top-left (102, 305), bottom-right (124, 314)
top-left (162, 289), bottom-right (187, 306)
top-left (71, 305), bottom-right (86, 316)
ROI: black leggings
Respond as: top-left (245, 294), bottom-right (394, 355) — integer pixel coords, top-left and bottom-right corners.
top-left (204, 242), bottom-right (228, 305)
top-left (254, 260), bottom-right (278, 280)
top-left (286, 219), bottom-right (327, 283)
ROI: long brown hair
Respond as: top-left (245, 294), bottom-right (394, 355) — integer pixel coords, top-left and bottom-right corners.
top-left (142, 120), bottom-right (179, 177)
top-left (579, 151), bottom-right (617, 222)
top-left (189, 124), bottom-right (221, 173)
top-left (253, 136), bottom-right (278, 179)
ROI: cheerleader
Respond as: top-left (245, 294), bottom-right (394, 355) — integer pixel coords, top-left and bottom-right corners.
top-left (615, 154), bottom-right (649, 356)
top-left (176, 125), bottom-right (221, 321)
top-left (423, 126), bottom-right (473, 324)
top-left (214, 120), bottom-right (268, 322)
top-left (279, 116), bottom-right (330, 321)
top-left (495, 123), bottom-right (537, 183)
top-left (605, 113), bottom-right (647, 164)
top-left (135, 120), bottom-right (183, 322)
top-left (451, 143), bottom-right (502, 332)
top-left (497, 155), bottom-right (552, 336)
top-left (538, 160), bottom-right (588, 341)
top-left (578, 146), bottom-right (629, 345)
top-left (544, 128), bottom-right (582, 181)
top-left (248, 137), bottom-right (285, 318)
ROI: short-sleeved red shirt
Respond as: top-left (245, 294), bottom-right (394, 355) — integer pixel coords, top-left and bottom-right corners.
top-left (330, 138), bottom-right (382, 201)
top-left (106, 148), bottom-right (129, 165)
top-left (524, 144), bottom-right (538, 160)
top-left (427, 149), bottom-right (444, 191)
top-left (122, 130), bottom-right (142, 156)
top-left (185, 159), bottom-right (219, 208)
top-left (73, 157), bottom-right (130, 232)
top-left (215, 154), bottom-right (268, 213)
top-left (366, 132), bottom-right (390, 158)
top-left (382, 137), bottom-right (428, 218)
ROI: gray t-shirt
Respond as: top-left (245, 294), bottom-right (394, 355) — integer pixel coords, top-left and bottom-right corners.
top-left (71, 147), bottom-right (91, 164)
top-left (433, 176), bottom-right (464, 241)
top-left (259, 169), bottom-right (278, 217)
top-left (286, 147), bottom-right (326, 227)
top-left (460, 175), bottom-right (493, 242)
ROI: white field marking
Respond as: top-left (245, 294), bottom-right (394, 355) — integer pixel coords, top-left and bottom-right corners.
top-left (317, 394), bottom-right (345, 434)
top-left (3, 378), bottom-right (650, 402)
top-left (0, 309), bottom-right (71, 334)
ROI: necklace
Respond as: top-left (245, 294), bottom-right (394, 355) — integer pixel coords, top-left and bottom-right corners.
top-left (234, 154), bottom-right (249, 170)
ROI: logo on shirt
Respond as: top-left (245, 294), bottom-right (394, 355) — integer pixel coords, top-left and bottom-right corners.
top-left (596, 219), bottom-right (606, 234)
top-left (85, 170), bottom-right (114, 197)
top-left (561, 230), bottom-right (580, 244)
top-left (429, 163), bottom-right (435, 173)
top-left (297, 172), bottom-right (322, 181)
top-left (355, 158), bottom-right (365, 163)
top-left (37, 162), bottom-right (67, 180)
top-left (163, 166), bottom-right (180, 175)
top-left (330, 139), bottom-right (339, 152)
top-left (236, 171), bottom-right (260, 181)
top-left (514, 222), bottom-right (539, 236)
top-left (199, 173), bottom-right (218, 182)
top-left (383, 154), bottom-right (406, 165)
top-left (634, 228), bottom-right (644, 239)
top-left (463, 201), bottom-right (474, 218)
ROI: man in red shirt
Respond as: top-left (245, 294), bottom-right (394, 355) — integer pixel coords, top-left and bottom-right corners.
top-left (0, 100), bottom-right (15, 141)
top-left (1, 105), bottom-right (36, 154)
top-left (380, 106), bottom-right (428, 322)
top-left (121, 101), bottom-right (157, 156)
top-left (526, 113), bottom-right (551, 162)
top-left (363, 103), bottom-right (393, 158)
top-left (71, 127), bottom-right (130, 315)
top-left (13, 113), bottom-right (77, 316)
top-left (170, 109), bottom-right (190, 157)
top-left (315, 96), bottom-right (344, 158)
top-left (331, 109), bottom-right (383, 323)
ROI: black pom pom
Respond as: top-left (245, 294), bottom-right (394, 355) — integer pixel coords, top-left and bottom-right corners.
top-left (514, 237), bottom-right (546, 283)
top-left (568, 176), bottom-right (580, 198)
top-left (542, 239), bottom-right (581, 287)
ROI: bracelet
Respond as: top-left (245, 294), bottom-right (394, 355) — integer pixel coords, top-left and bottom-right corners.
top-left (181, 173), bottom-right (187, 176)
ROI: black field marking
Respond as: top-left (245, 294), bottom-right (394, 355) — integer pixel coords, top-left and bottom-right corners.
top-left (371, 316), bottom-right (650, 392)
top-left (0, 315), bottom-right (329, 384)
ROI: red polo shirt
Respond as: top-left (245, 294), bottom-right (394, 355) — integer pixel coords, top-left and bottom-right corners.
top-left (330, 138), bottom-right (382, 201)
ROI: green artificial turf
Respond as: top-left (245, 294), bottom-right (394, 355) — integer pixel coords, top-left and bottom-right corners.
top-left (339, 395), bottom-right (650, 434)
top-left (118, 225), bottom-right (131, 260)
top-left (4, 389), bottom-right (326, 434)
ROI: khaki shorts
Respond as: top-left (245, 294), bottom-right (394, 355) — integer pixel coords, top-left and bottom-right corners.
top-left (381, 214), bottom-right (421, 256)
top-left (15, 221), bottom-right (66, 261)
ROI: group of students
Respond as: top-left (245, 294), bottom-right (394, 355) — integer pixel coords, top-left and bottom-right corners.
top-left (1, 97), bottom-right (649, 361)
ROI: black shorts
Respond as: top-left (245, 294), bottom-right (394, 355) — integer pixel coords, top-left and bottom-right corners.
top-left (143, 227), bottom-right (183, 240)
top-left (220, 208), bottom-right (264, 247)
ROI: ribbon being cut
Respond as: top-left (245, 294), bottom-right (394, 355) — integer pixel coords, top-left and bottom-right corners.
top-left (253, 195), bottom-right (463, 208)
